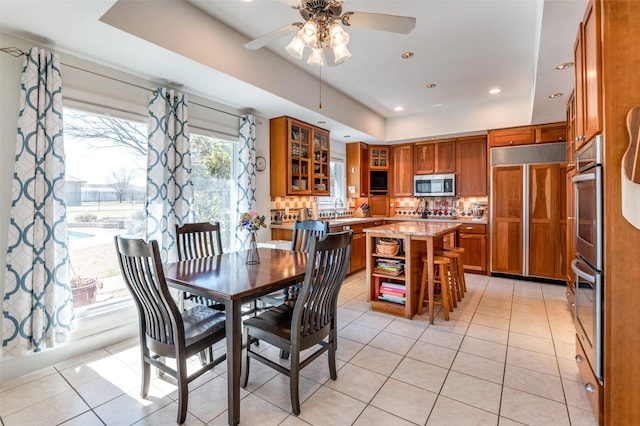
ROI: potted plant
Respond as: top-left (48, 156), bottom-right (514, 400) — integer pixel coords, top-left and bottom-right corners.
top-left (70, 262), bottom-right (103, 306)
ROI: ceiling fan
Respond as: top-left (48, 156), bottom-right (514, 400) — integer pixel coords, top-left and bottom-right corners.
top-left (244, 0), bottom-right (416, 66)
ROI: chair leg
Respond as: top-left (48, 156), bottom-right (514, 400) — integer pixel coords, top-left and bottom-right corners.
top-left (439, 265), bottom-right (450, 321)
top-left (418, 259), bottom-right (428, 315)
top-left (140, 347), bottom-right (150, 398)
top-left (241, 328), bottom-right (250, 388)
top-left (279, 349), bottom-right (290, 360)
top-left (328, 335), bottom-right (337, 380)
top-left (176, 357), bottom-right (189, 424)
top-left (290, 349), bottom-right (301, 415)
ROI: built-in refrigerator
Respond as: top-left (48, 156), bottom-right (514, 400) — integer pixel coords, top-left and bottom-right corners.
top-left (490, 142), bottom-right (567, 280)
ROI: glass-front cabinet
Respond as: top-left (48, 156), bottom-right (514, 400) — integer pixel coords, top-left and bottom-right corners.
top-left (270, 116), bottom-right (331, 197)
top-left (370, 146), bottom-right (389, 169)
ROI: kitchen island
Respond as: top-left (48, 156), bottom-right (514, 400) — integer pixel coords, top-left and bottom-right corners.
top-left (364, 221), bottom-right (461, 323)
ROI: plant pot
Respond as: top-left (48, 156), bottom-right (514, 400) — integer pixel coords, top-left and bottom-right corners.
top-left (71, 279), bottom-right (100, 306)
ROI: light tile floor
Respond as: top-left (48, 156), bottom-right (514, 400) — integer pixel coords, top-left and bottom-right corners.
top-left (0, 272), bottom-right (599, 425)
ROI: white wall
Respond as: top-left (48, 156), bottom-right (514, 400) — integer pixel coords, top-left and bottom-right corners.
top-left (0, 32), bottom-right (272, 380)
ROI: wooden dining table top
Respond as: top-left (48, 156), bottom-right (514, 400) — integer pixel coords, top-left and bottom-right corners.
top-left (163, 247), bottom-right (309, 301)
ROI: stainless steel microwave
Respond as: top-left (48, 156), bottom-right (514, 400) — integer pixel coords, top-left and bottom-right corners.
top-left (414, 174), bottom-right (456, 197)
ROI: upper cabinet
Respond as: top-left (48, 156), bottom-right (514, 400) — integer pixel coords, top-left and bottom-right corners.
top-left (390, 144), bottom-right (413, 197)
top-left (488, 123), bottom-right (567, 148)
top-left (414, 139), bottom-right (456, 175)
top-left (456, 136), bottom-right (487, 196)
top-left (346, 142), bottom-right (369, 198)
top-left (488, 126), bottom-right (535, 147)
top-left (270, 116), bottom-right (330, 197)
top-left (370, 146), bottom-right (389, 170)
top-left (574, 0), bottom-right (602, 150)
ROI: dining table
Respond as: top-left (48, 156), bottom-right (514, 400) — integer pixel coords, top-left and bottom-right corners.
top-left (164, 247), bottom-right (308, 425)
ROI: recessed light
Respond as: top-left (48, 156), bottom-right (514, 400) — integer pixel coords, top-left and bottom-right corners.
top-left (489, 88), bottom-right (501, 95)
top-left (317, 120), bottom-right (326, 124)
top-left (344, 135), bottom-right (351, 138)
top-left (548, 92), bottom-right (564, 98)
top-left (555, 62), bottom-right (574, 70)
top-left (401, 52), bottom-right (414, 59)
top-left (432, 103), bottom-right (444, 108)
top-left (426, 83), bottom-right (437, 89)
top-left (394, 106), bottom-right (404, 112)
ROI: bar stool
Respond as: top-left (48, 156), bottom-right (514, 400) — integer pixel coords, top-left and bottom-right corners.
top-left (442, 245), bottom-right (467, 296)
top-left (436, 249), bottom-right (463, 303)
top-left (418, 255), bottom-right (453, 321)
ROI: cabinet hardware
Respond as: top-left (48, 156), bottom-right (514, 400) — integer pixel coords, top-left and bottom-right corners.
top-left (585, 383), bottom-right (595, 393)
top-left (567, 216), bottom-right (575, 220)
top-left (465, 226), bottom-right (473, 230)
top-left (576, 354), bottom-right (583, 363)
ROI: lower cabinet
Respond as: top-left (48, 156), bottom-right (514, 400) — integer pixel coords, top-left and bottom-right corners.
top-left (458, 224), bottom-right (487, 273)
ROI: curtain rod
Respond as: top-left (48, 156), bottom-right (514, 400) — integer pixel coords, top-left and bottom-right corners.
top-left (1, 46), bottom-right (260, 124)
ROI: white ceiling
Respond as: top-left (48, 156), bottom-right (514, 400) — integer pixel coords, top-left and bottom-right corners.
top-left (0, 0), bottom-right (587, 144)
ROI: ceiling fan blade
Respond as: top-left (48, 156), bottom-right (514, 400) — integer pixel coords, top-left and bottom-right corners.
top-left (342, 12), bottom-right (416, 34)
top-left (244, 23), bottom-right (301, 50)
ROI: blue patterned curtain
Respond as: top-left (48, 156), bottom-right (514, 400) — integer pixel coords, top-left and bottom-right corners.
top-left (235, 114), bottom-right (257, 250)
top-left (146, 88), bottom-right (193, 263)
top-left (3, 48), bottom-right (74, 356)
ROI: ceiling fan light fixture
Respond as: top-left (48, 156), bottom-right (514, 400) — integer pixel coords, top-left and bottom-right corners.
top-left (286, 34), bottom-right (306, 59)
top-left (301, 21), bottom-right (318, 46)
top-left (307, 46), bottom-right (325, 66)
top-left (332, 42), bottom-right (351, 63)
top-left (329, 22), bottom-right (349, 46)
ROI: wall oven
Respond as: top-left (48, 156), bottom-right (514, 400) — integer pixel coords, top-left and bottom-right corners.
top-left (571, 134), bottom-right (603, 384)
top-left (414, 173), bottom-right (455, 197)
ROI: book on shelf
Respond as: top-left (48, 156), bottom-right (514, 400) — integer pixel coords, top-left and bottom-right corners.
top-left (378, 293), bottom-right (406, 305)
top-left (374, 259), bottom-right (404, 276)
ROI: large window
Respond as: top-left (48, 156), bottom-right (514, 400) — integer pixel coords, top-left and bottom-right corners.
top-left (63, 110), bottom-right (237, 315)
top-left (319, 159), bottom-right (346, 207)
top-left (64, 108), bottom-right (147, 310)
top-left (189, 133), bottom-right (237, 251)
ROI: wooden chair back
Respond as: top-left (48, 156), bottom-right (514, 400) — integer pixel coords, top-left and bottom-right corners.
top-left (175, 221), bottom-right (223, 261)
top-left (291, 220), bottom-right (328, 252)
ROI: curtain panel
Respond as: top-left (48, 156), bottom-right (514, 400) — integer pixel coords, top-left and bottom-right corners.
top-left (146, 88), bottom-right (193, 263)
top-left (235, 114), bottom-right (257, 250)
top-left (3, 48), bottom-right (74, 357)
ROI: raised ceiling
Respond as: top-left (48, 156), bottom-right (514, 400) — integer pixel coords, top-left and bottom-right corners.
top-left (0, 0), bottom-right (587, 143)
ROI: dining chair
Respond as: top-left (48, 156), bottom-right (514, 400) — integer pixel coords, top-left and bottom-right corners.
top-left (115, 236), bottom-right (226, 425)
top-left (260, 219), bottom-right (329, 306)
top-left (241, 230), bottom-right (352, 415)
top-left (175, 221), bottom-right (225, 311)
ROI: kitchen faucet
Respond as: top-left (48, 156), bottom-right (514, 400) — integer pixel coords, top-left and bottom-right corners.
top-left (333, 198), bottom-right (344, 219)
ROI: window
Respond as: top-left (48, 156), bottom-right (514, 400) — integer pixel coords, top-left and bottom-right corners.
top-left (63, 110), bottom-right (238, 319)
top-left (319, 159), bottom-right (346, 207)
top-left (189, 133), bottom-right (237, 251)
top-left (64, 108), bottom-right (147, 311)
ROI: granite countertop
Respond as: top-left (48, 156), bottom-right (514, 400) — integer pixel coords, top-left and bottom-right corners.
top-left (363, 221), bottom-right (462, 237)
top-left (270, 215), bottom-right (487, 230)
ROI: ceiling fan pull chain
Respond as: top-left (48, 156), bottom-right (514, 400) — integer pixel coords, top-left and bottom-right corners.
top-left (319, 65), bottom-right (323, 109)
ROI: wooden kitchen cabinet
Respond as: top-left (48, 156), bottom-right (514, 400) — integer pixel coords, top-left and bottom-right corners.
top-left (566, 92), bottom-right (576, 170)
top-left (346, 142), bottom-right (369, 198)
top-left (488, 126), bottom-right (535, 147)
top-left (369, 195), bottom-right (389, 217)
top-left (270, 116), bottom-right (330, 197)
top-left (491, 165), bottom-right (524, 274)
top-left (535, 122), bottom-right (567, 144)
top-left (458, 223), bottom-right (487, 273)
top-left (346, 220), bottom-right (383, 273)
top-left (456, 136), bottom-right (487, 196)
top-left (370, 146), bottom-right (389, 170)
top-left (390, 144), bottom-right (413, 197)
top-left (574, 0), bottom-right (602, 150)
top-left (528, 164), bottom-right (566, 279)
top-left (414, 139), bottom-right (456, 175)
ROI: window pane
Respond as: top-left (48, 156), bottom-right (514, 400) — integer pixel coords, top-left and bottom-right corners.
top-left (190, 134), bottom-right (236, 251)
top-left (64, 108), bottom-right (147, 309)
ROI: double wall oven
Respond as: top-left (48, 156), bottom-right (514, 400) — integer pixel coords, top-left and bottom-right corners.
top-left (571, 135), bottom-right (604, 384)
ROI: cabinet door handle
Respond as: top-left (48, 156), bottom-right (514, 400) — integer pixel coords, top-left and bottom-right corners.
top-left (465, 226), bottom-right (474, 230)
top-left (575, 354), bottom-right (583, 363)
top-left (567, 216), bottom-right (575, 220)
top-left (585, 383), bottom-right (595, 393)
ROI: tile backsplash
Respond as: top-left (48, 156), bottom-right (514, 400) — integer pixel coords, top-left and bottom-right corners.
top-left (271, 195), bottom-right (488, 222)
